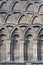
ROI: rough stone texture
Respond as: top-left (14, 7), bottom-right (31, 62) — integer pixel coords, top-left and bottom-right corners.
top-left (0, 0), bottom-right (43, 65)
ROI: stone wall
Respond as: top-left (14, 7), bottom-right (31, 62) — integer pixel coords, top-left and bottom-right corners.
top-left (0, 0), bottom-right (43, 65)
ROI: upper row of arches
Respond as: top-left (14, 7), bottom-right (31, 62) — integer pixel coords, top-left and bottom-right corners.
top-left (0, 0), bottom-right (43, 14)
top-left (0, 11), bottom-right (43, 25)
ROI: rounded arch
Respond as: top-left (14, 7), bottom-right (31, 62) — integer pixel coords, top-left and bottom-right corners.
top-left (10, 27), bottom-right (20, 61)
top-left (11, 0), bottom-right (19, 10)
top-left (0, 25), bottom-right (9, 37)
top-left (0, 25), bottom-right (9, 43)
top-left (2, 23), bottom-right (15, 35)
top-left (37, 26), bottom-right (43, 37)
top-left (0, 25), bottom-right (9, 61)
top-left (24, 1), bottom-right (33, 11)
top-left (37, 26), bottom-right (43, 61)
top-left (24, 25), bottom-right (36, 61)
top-left (30, 14), bottom-right (43, 25)
top-left (17, 11), bottom-right (33, 25)
top-left (24, 25), bottom-right (36, 42)
top-left (10, 24), bottom-right (29, 62)
top-left (0, 0), bottom-right (8, 9)
top-left (10, 24), bottom-right (29, 42)
top-left (24, 1), bottom-right (39, 13)
top-left (10, 25), bottom-right (23, 62)
top-left (10, 0), bottom-right (19, 10)
top-left (10, 0), bottom-right (27, 11)
top-left (24, 27), bottom-right (35, 34)
top-left (38, 4), bottom-right (43, 14)
top-left (4, 11), bottom-right (21, 24)
top-left (10, 25), bottom-right (21, 38)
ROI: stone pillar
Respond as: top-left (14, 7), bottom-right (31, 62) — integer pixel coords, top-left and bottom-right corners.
top-left (19, 32), bottom-right (24, 62)
top-left (19, 40), bottom-right (24, 62)
top-left (33, 43), bottom-right (37, 61)
top-left (32, 39), bottom-right (38, 61)
top-left (6, 40), bottom-right (10, 61)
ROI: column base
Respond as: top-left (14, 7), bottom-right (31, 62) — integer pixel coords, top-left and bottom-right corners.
top-left (31, 59), bottom-right (38, 62)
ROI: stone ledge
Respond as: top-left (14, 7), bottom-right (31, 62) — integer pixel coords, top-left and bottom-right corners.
top-left (0, 61), bottom-right (26, 64)
top-left (31, 60), bottom-right (43, 64)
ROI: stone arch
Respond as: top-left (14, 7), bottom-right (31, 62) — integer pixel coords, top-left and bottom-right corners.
top-left (10, 24), bottom-right (29, 62)
top-left (17, 11), bottom-right (33, 25)
top-left (37, 26), bottom-right (43, 36)
top-left (11, 0), bottom-right (27, 11)
top-left (24, 1), bottom-right (39, 13)
top-left (38, 4), bottom-right (43, 14)
top-left (24, 1), bottom-right (33, 11)
top-left (0, 25), bottom-right (9, 61)
top-left (11, 0), bottom-right (19, 10)
top-left (31, 14), bottom-right (43, 25)
top-left (37, 26), bottom-right (43, 61)
top-left (4, 11), bottom-right (21, 24)
top-left (0, 0), bottom-right (8, 9)
top-left (10, 24), bottom-right (28, 38)
top-left (24, 26), bottom-right (37, 61)
top-left (10, 28), bottom-right (19, 61)
top-left (10, 25), bottom-right (25, 62)
top-left (0, 0), bottom-right (14, 11)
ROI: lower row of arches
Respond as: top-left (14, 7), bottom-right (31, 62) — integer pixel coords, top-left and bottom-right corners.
top-left (0, 25), bottom-right (43, 62)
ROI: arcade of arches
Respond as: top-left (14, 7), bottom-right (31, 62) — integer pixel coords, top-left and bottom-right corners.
top-left (0, 0), bottom-right (43, 65)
